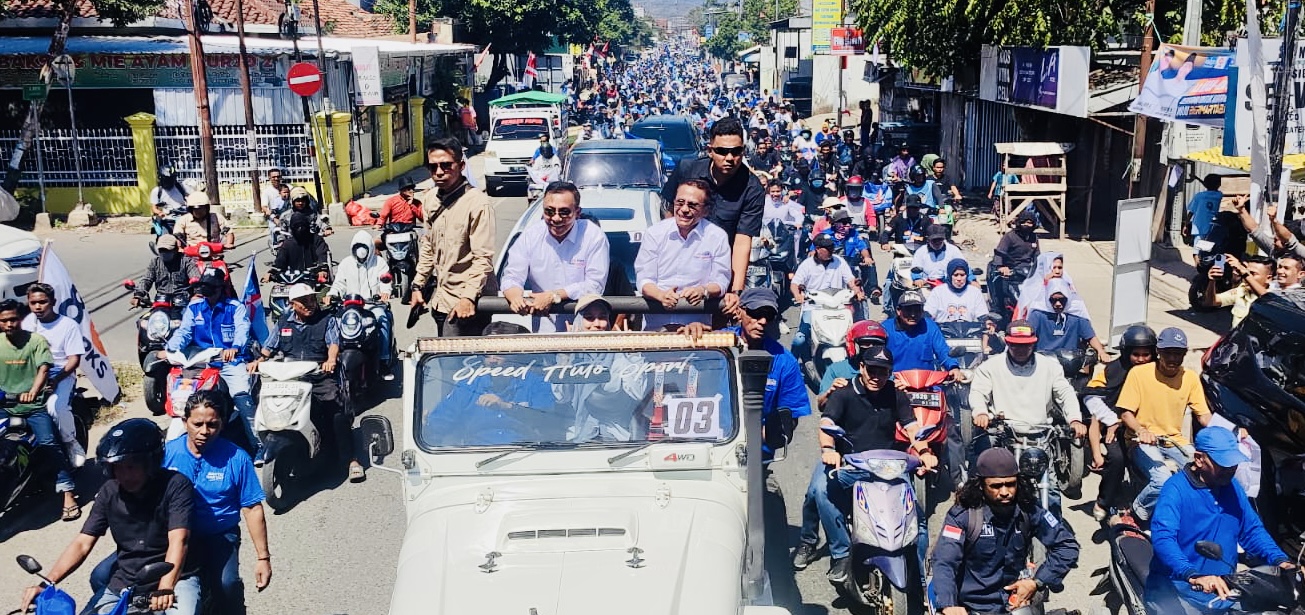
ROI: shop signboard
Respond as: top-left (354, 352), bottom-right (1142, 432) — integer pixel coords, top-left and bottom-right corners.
top-left (811, 0), bottom-right (840, 53)
top-left (979, 45), bottom-right (1090, 117)
top-left (829, 27), bottom-right (864, 55)
top-left (352, 45), bottom-right (384, 106)
top-left (0, 52), bottom-right (285, 88)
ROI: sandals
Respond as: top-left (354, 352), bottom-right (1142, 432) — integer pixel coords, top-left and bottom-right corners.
top-left (348, 463), bottom-right (367, 483)
top-left (62, 504), bottom-right (82, 522)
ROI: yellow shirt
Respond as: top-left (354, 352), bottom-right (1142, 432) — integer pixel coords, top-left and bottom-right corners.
top-left (1115, 362), bottom-right (1209, 446)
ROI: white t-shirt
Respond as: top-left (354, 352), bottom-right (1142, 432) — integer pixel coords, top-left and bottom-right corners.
top-left (792, 256), bottom-right (854, 311)
top-left (22, 313), bottom-right (85, 365)
top-left (924, 285), bottom-right (990, 323)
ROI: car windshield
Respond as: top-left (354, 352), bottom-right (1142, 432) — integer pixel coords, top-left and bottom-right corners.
top-left (416, 349), bottom-right (736, 449)
top-left (493, 117), bottom-right (550, 140)
top-left (565, 152), bottom-right (662, 187)
top-left (630, 125), bottom-right (696, 151)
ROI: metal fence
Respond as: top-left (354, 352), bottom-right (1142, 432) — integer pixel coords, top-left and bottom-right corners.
top-left (155, 124), bottom-right (315, 210)
top-left (0, 128), bottom-right (137, 187)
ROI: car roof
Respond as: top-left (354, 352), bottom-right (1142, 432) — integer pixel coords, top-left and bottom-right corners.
top-left (569, 139), bottom-right (660, 152)
top-left (631, 115), bottom-right (695, 129)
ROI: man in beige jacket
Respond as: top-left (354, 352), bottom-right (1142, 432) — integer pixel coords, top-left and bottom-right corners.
top-left (411, 138), bottom-right (498, 336)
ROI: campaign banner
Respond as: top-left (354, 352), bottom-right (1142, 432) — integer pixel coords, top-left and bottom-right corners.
top-left (1129, 44), bottom-right (1234, 127)
top-left (1226, 38), bottom-right (1305, 156)
top-left (37, 242), bottom-right (121, 403)
top-left (830, 28), bottom-right (865, 56)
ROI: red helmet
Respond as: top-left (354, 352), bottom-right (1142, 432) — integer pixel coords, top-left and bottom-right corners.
top-left (845, 320), bottom-right (888, 358)
top-left (846, 175), bottom-right (864, 187)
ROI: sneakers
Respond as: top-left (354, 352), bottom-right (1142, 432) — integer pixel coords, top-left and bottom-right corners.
top-left (792, 542), bottom-right (818, 571)
top-left (827, 556), bottom-right (851, 584)
top-left (65, 440), bottom-right (86, 469)
top-left (382, 371), bottom-right (396, 381)
top-left (254, 448), bottom-right (266, 468)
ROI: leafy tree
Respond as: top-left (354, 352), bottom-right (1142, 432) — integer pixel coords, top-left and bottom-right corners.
top-left (700, 0), bottom-right (797, 59)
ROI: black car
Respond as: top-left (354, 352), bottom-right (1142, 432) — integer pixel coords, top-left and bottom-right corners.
top-left (1202, 292), bottom-right (1305, 554)
top-left (629, 115), bottom-right (703, 174)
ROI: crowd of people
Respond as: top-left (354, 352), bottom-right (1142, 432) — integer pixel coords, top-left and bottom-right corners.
top-left (5, 41), bottom-right (1302, 615)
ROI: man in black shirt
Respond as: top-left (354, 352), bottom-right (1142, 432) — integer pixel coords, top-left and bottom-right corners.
top-left (880, 195), bottom-right (930, 253)
top-left (801, 346), bottom-right (938, 583)
top-left (20, 419), bottom-right (200, 615)
top-left (662, 116), bottom-right (766, 297)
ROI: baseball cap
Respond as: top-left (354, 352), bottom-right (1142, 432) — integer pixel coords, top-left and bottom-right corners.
top-left (1195, 426), bottom-right (1251, 468)
top-left (859, 345), bottom-right (894, 369)
top-left (155, 234), bottom-right (180, 251)
top-left (927, 224), bottom-right (948, 240)
top-left (898, 289), bottom-right (925, 307)
top-left (739, 288), bottom-right (779, 313)
top-left (812, 234), bottom-right (835, 249)
top-left (975, 448), bottom-right (1019, 478)
top-left (574, 294), bottom-right (612, 315)
top-left (287, 283), bottom-right (316, 301)
top-left (904, 194), bottom-right (922, 208)
top-left (1157, 327), bottom-right (1189, 350)
top-left (185, 192), bottom-right (210, 208)
top-left (198, 268), bottom-right (226, 286)
top-left (1005, 319), bottom-right (1038, 344)
top-left (830, 209), bottom-right (853, 223)
top-left (289, 186), bottom-right (311, 201)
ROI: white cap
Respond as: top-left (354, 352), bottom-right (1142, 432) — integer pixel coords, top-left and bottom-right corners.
top-left (287, 283), bottom-right (316, 301)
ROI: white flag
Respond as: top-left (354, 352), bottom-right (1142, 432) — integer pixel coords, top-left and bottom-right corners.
top-left (37, 241), bottom-right (121, 402)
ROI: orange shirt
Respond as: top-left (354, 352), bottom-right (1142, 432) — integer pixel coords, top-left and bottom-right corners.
top-left (378, 195), bottom-right (424, 226)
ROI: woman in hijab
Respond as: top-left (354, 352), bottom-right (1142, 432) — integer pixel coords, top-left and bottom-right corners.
top-left (1026, 278), bottom-right (1108, 357)
top-left (1015, 252), bottom-right (1089, 319)
top-left (924, 258), bottom-right (989, 323)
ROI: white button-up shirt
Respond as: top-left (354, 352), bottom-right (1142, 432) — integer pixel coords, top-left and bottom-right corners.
top-left (792, 255), bottom-right (854, 312)
top-left (763, 198), bottom-right (804, 227)
top-left (911, 242), bottom-right (964, 280)
top-left (634, 217), bottom-right (733, 331)
top-left (501, 218), bottom-right (610, 332)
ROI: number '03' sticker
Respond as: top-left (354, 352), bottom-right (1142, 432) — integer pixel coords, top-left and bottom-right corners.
top-left (663, 395), bottom-right (724, 440)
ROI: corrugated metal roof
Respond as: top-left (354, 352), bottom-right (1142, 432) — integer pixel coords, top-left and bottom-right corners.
top-left (0, 35), bottom-right (474, 57)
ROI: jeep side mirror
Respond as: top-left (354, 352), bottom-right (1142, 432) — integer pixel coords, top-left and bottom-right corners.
top-left (16, 555), bottom-right (42, 576)
top-left (1195, 540), bottom-right (1224, 561)
top-left (359, 415), bottom-right (395, 459)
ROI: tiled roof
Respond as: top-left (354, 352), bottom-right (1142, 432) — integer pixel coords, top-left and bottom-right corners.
top-left (2, 0), bottom-right (395, 38)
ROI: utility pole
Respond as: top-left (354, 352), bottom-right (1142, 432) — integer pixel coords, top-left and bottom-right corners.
top-left (409, 0), bottom-right (417, 43)
top-left (309, 0), bottom-right (341, 204)
top-left (1129, 0), bottom-right (1157, 198)
top-left (184, 0), bottom-right (221, 205)
top-left (234, 0), bottom-right (262, 210)
top-left (1269, 0), bottom-right (1302, 200)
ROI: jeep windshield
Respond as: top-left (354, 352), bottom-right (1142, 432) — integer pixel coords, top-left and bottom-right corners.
top-left (564, 152), bottom-right (662, 188)
top-left (416, 349), bottom-right (736, 449)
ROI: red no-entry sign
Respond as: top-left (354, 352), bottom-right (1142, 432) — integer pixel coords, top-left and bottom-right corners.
top-left (287, 62), bottom-right (323, 97)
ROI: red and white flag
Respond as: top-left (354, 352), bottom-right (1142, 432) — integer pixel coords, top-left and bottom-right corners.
top-left (474, 43), bottom-right (492, 71)
top-left (522, 52), bottom-right (538, 89)
top-left (600, 41), bottom-right (610, 56)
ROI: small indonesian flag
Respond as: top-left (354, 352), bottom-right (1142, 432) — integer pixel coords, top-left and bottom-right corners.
top-left (522, 52), bottom-right (539, 89)
top-left (942, 525), bottom-right (963, 541)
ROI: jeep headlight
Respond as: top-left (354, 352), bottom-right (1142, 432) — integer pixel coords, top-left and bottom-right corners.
top-left (147, 311), bottom-right (172, 341)
top-left (865, 458), bottom-right (908, 481)
top-left (340, 310), bottom-right (364, 340)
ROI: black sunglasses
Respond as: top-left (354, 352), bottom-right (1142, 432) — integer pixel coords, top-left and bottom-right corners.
top-left (426, 161), bottom-right (458, 172)
top-left (710, 146), bottom-right (745, 157)
top-left (543, 207), bottom-right (575, 219)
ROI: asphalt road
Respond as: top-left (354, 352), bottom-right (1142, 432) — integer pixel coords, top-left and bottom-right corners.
top-left (0, 170), bottom-right (1112, 615)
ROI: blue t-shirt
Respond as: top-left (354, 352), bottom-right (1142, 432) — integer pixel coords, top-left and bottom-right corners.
top-left (1027, 309), bottom-right (1095, 352)
top-left (1185, 190), bottom-right (1223, 237)
top-left (164, 435), bottom-right (264, 536)
top-left (725, 329), bottom-right (811, 421)
top-left (819, 359), bottom-right (858, 393)
top-left (881, 317), bottom-right (958, 372)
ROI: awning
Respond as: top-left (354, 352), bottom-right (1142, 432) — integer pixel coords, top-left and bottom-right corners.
top-left (1184, 146), bottom-right (1305, 172)
top-left (994, 142), bottom-right (1073, 156)
top-left (488, 90), bottom-right (568, 107)
top-left (737, 45), bottom-right (761, 62)
top-left (0, 35), bottom-right (474, 57)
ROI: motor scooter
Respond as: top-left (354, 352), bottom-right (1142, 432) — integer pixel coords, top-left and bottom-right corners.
top-left (336, 293), bottom-right (391, 402)
top-left (895, 369), bottom-right (951, 494)
top-left (800, 286), bottom-right (857, 389)
top-left (526, 161), bottom-right (560, 201)
top-left (254, 359), bottom-right (327, 512)
top-left (0, 391), bottom-right (40, 517)
top-left (380, 222), bottom-right (419, 304)
top-left (746, 232), bottom-right (775, 293)
top-left (123, 282), bottom-right (188, 416)
top-left (884, 243), bottom-right (921, 312)
top-left (765, 219), bottom-right (797, 309)
top-left (183, 242), bottom-right (235, 295)
top-left (979, 416), bottom-right (1076, 564)
top-left (161, 347), bottom-right (229, 441)
top-left (821, 424), bottom-right (926, 613)
top-left (986, 261), bottom-right (1033, 328)
top-left (11, 553), bottom-right (174, 615)
top-left (266, 263), bottom-right (332, 323)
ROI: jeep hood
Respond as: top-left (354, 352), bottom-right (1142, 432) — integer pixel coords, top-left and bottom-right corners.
top-left (389, 479), bottom-right (746, 615)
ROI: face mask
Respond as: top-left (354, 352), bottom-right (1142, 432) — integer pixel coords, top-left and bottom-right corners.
top-left (353, 246), bottom-right (369, 261)
top-left (160, 251), bottom-right (180, 264)
top-left (198, 284), bottom-right (220, 299)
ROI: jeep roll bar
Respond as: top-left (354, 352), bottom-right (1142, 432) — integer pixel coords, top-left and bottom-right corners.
top-left (476, 296), bottom-right (723, 314)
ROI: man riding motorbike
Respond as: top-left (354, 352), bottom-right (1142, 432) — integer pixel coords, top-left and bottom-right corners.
top-left (912, 224), bottom-right (964, 284)
top-left (989, 209), bottom-right (1041, 322)
top-left (967, 320), bottom-right (1084, 517)
top-left (931, 448), bottom-right (1080, 615)
top-left (881, 289), bottom-right (961, 377)
top-left (174, 192), bottom-right (235, 249)
top-left (269, 211), bottom-right (332, 281)
top-left (164, 268), bottom-right (259, 460)
top-left (251, 285), bottom-right (365, 482)
top-left (328, 231), bottom-right (396, 381)
top-left (821, 209), bottom-right (879, 305)
top-left (900, 164), bottom-right (942, 213)
top-left (790, 234), bottom-right (863, 365)
top-left (880, 194), bottom-right (930, 255)
top-left (130, 234), bottom-right (199, 307)
top-left (150, 166), bottom-right (187, 232)
top-left (1081, 325), bottom-right (1156, 521)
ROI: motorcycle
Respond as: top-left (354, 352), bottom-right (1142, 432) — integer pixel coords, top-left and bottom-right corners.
top-left (884, 243), bottom-right (921, 312)
top-left (161, 347), bottom-right (229, 441)
top-left (895, 369), bottom-right (950, 498)
top-left (381, 222), bottom-right (419, 305)
top-left (183, 242), bottom-right (237, 298)
top-left (746, 231), bottom-right (775, 294)
top-left (800, 287), bottom-right (857, 390)
top-left (980, 416), bottom-right (1076, 562)
top-left (0, 392), bottom-right (40, 516)
top-left (336, 294), bottom-right (391, 403)
top-left (267, 263), bottom-right (332, 323)
top-left (765, 219), bottom-right (798, 307)
top-left (254, 359), bottom-right (328, 512)
top-left (123, 282), bottom-right (188, 417)
top-left (821, 424), bottom-right (926, 613)
top-left (12, 554), bottom-right (174, 615)
top-left (985, 261), bottom-right (1033, 328)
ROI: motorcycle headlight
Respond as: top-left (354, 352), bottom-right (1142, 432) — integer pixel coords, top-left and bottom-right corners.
top-left (147, 311), bottom-right (172, 341)
top-left (1019, 447), bottom-right (1051, 479)
top-left (865, 458), bottom-right (908, 481)
top-left (340, 310), bottom-right (364, 340)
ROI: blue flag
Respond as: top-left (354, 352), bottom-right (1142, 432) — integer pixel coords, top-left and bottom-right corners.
top-left (241, 257), bottom-right (270, 347)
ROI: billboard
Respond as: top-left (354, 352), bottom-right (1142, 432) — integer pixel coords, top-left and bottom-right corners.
top-left (830, 27), bottom-right (865, 55)
top-left (979, 45), bottom-right (1090, 117)
top-left (1129, 44), bottom-right (1234, 126)
top-left (811, 0), bottom-right (840, 53)
top-left (1225, 38), bottom-right (1305, 156)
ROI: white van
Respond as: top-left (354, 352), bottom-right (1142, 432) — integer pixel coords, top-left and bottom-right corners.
top-left (483, 91), bottom-right (570, 196)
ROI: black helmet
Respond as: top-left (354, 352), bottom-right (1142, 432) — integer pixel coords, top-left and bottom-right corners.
top-left (1119, 325), bottom-right (1158, 351)
top-left (159, 166), bottom-right (178, 179)
top-left (842, 129), bottom-right (855, 139)
top-left (907, 164), bottom-right (927, 184)
top-left (97, 418), bottom-right (165, 467)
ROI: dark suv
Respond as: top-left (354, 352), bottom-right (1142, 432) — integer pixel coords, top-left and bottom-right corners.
top-left (1202, 292), bottom-right (1305, 554)
top-left (629, 115), bottom-right (703, 174)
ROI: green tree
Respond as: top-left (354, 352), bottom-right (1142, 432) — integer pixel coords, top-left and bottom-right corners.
top-left (701, 0), bottom-right (797, 59)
